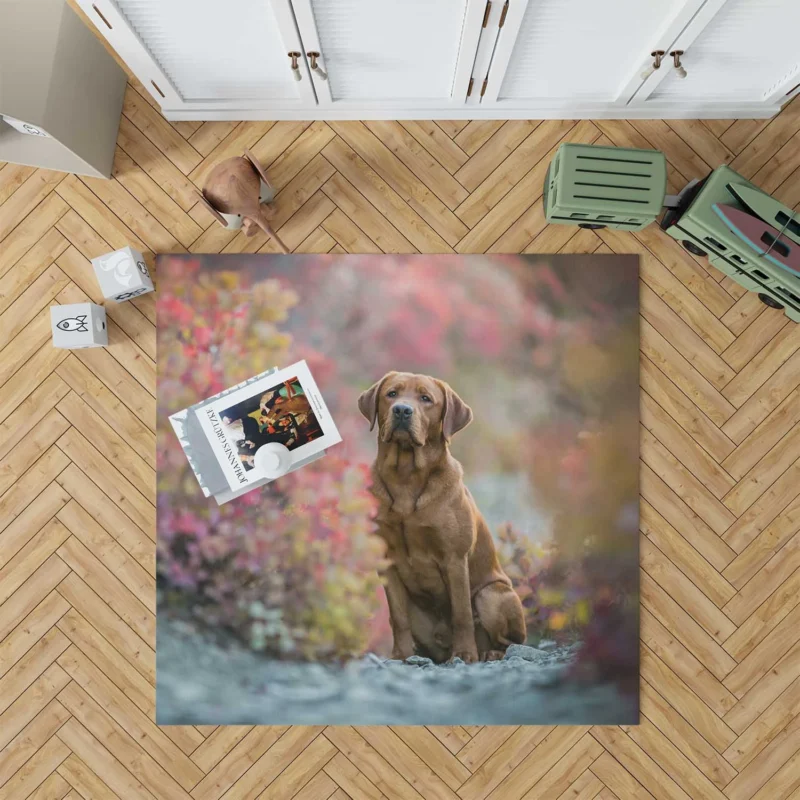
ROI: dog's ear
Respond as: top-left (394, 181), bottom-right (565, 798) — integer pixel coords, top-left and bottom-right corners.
top-left (358, 373), bottom-right (393, 431)
top-left (438, 381), bottom-right (473, 441)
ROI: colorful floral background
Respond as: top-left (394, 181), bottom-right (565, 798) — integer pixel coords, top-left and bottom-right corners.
top-left (157, 254), bottom-right (639, 687)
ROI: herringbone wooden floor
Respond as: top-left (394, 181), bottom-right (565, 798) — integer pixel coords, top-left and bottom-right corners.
top-left (2, 59), bottom-right (800, 798)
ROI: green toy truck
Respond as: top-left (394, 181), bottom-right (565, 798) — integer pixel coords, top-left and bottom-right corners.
top-left (659, 165), bottom-right (800, 323)
top-left (544, 143), bottom-right (800, 322)
top-left (543, 143), bottom-right (667, 232)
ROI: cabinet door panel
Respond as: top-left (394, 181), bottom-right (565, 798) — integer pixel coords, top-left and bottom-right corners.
top-left (292, 0), bottom-right (484, 106)
top-left (483, 0), bottom-right (705, 106)
top-left (646, 0), bottom-right (800, 104)
top-left (78, 0), bottom-right (314, 109)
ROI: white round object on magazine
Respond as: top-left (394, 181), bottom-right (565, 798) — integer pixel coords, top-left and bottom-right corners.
top-left (254, 442), bottom-right (292, 479)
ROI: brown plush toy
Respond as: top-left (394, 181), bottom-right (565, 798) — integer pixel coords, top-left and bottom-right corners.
top-left (197, 148), bottom-right (289, 253)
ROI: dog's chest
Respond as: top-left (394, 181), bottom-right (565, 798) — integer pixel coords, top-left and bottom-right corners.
top-left (381, 522), bottom-right (448, 599)
top-left (379, 466), bottom-right (428, 519)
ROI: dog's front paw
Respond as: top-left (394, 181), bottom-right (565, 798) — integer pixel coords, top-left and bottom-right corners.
top-left (450, 648), bottom-right (478, 664)
top-left (391, 633), bottom-right (415, 661)
top-left (480, 650), bottom-right (506, 662)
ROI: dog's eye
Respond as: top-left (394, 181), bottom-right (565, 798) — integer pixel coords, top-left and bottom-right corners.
top-left (421, 395), bottom-right (432, 403)
top-left (387, 390), bottom-right (397, 398)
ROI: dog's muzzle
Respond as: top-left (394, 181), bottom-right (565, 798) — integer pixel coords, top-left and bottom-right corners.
top-left (391, 403), bottom-right (414, 430)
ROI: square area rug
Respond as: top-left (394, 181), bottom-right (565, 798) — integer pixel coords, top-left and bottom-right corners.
top-left (156, 253), bottom-right (639, 725)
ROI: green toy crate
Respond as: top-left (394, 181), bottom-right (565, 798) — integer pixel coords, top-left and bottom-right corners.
top-left (660, 164), bottom-right (800, 323)
top-left (544, 143), bottom-right (667, 231)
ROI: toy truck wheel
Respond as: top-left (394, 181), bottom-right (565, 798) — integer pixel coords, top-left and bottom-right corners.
top-left (578, 223), bottom-right (606, 230)
top-left (758, 293), bottom-right (784, 310)
top-left (682, 240), bottom-right (707, 257)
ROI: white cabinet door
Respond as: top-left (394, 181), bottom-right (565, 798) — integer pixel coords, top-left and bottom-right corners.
top-left (75, 0), bottom-right (316, 112)
top-left (289, 0), bottom-right (486, 109)
top-left (633, 0), bottom-right (800, 110)
top-left (479, 0), bottom-right (707, 110)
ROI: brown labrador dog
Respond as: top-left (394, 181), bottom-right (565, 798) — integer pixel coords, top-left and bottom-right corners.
top-left (359, 372), bottom-right (526, 663)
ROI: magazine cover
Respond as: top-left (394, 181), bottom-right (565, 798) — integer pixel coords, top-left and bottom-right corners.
top-left (168, 365), bottom-right (331, 504)
top-left (195, 359), bottom-right (341, 491)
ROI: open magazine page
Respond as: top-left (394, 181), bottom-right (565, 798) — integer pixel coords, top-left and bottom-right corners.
top-left (195, 360), bottom-right (342, 491)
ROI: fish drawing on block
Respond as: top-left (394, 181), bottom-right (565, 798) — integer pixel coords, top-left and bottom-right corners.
top-left (57, 315), bottom-right (89, 332)
top-left (712, 203), bottom-right (800, 277)
top-left (100, 250), bottom-right (135, 286)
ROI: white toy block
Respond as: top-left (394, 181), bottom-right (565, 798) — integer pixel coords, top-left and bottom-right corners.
top-left (51, 303), bottom-right (107, 349)
top-left (91, 246), bottom-right (154, 302)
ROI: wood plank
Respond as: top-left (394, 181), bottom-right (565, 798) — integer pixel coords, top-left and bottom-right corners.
top-left (322, 208), bottom-right (381, 254)
top-left (56, 654), bottom-right (202, 793)
top-left (0, 169), bottom-right (65, 242)
top-left (640, 462), bottom-right (736, 572)
top-left (122, 84), bottom-right (202, 174)
top-left (55, 427), bottom-right (154, 536)
top-left (436, 120), bottom-right (471, 138)
top-left (0, 555), bottom-right (70, 642)
top-left (187, 121), bottom-right (239, 157)
top-left (455, 119), bottom-right (577, 229)
top-left (56, 391), bottom-right (154, 503)
top-left (0, 163), bottom-right (36, 206)
top-left (640, 500), bottom-right (735, 608)
top-left (111, 147), bottom-right (203, 248)
top-left (322, 752), bottom-right (384, 800)
top-left (724, 542), bottom-right (800, 640)
top-left (723, 459), bottom-right (800, 552)
top-left (640, 643), bottom-right (737, 751)
top-left (457, 727), bottom-right (552, 800)
top-left (57, 753), bottom-right (122, 800)
top-left (0, 591), bottom-right (69, 681)
top-left (55, 174), bottom-right (148, 255)
top-left (454, 121), bottom-right (506, 155)
top-left (400, 121), bottom-right (469, 174)
top-left (591, 726), bottom-right (693, 800)
top-left (0, 481), bottom-right (70, 569)
top-left (0, 518), bottom-right (71, 611)
top-left (0, 227), bottom-right (68, 316)
top-left (189, 726), bottom-right (289, 800)
top-left (641, 320), bottom-right (736, 427)
top-left (722, 423), bottom-right (800, 516)
top-left (198, 726), bottom-right (322, 800)
top-left (0, 372), bottom-right (69, 465)
top-left (724, 642), bottom-right (800, 733)
top-left (639, 284), bottom-right (736, 390)
top-left (641, 398), bottom-right (736, 509)
top-left (0, 446), bottom-right (69, 536)
top-left (56, 571), bottom-right (154, 686)
top-left (56, 717), bottom-right (158, 800)
top-left (263, 121), bottom-right (336, 190)
top-left (56, 355), bottom-right (155, 468)
top-left (640, 680), bottom-right (737, 790)
top-left (454, 121), bottom-right (539, 192)
top-left (116, 115), bottom-right (200, 211)
top-left (641, 536), bottom-right (736, 643)
top-left (0, 192), bottom-right (69, 278)
top-left (639, 356), bottom-right (735, 464)
top-left (324, 129), bottom-right (459, 249)
top-left (723, 388), bottom-right (800, 479)
top-left (603, 229), bottom-right (735, 354)
top-left (642, 570), bottom-right (737, 681)
top-left (321, 172), bottom-right (416, 254)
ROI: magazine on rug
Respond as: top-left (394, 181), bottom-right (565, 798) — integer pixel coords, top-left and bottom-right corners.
top-left (198, 360), bottom-right (341, 489)
top-left (170, 360), bottom-right (341, 503)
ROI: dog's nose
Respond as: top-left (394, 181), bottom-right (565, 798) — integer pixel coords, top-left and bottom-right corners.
top-left (392, 403), bottom-right (413, 422)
